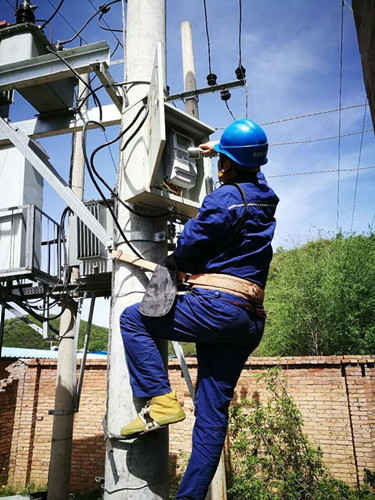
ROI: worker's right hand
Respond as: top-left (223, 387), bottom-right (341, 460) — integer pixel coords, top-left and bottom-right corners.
top-left (198, 140), bottom-right (219, 156)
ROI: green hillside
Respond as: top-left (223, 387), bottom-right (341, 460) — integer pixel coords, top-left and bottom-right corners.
top-left (3, 232), bottom-right (374, 358)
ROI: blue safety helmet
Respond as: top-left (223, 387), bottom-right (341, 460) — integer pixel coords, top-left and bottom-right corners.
top-left (214, 119), bottom-right (268, 167)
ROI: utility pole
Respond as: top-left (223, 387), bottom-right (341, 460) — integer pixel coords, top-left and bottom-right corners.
top-left (104, 1), bottom-right (169, 499)
top-left (352, 0), bottom-right (375, 132)
top-left (181, 22), bottom-right (227, 500)
top-left (181, 22), bottom-right (199, 119)
top-left (47, 76), bottom-right (89, 500)
top-left (47, 299), bottom-right (78, 500)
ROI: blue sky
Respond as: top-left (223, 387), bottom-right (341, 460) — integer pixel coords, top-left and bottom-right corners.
top-left (2, 0), bottom-right (374, 326)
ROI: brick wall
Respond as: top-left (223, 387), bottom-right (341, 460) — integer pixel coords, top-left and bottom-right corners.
top-left (0, 356), bottom-right (374, 491)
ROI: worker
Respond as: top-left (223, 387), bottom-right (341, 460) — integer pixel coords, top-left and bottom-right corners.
top-left (119, 119), bottom-right (279, 499)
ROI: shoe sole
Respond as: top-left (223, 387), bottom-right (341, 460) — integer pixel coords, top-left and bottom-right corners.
top-left (121, 413), bottom-right (186, 438)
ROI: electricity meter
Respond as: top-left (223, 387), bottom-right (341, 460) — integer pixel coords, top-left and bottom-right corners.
top-left (164, 129), bottom-right (197, 189)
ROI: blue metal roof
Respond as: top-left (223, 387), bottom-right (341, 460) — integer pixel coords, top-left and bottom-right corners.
top-left (1, 347), bottom-right (107, 360)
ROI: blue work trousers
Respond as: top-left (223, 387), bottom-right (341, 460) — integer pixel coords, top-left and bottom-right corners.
top-left (120, 288), bottom-right (264, 500)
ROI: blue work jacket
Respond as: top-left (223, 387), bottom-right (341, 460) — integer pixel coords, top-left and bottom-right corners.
top-left (173, 171), bottom-right (279, 288)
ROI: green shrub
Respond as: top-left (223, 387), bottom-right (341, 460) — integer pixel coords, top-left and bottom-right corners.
top-left (227, 367), bottom-right (375, 499)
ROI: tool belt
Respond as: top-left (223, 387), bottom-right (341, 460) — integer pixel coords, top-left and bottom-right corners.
top-left (186, 273), bottom-right (264, 305)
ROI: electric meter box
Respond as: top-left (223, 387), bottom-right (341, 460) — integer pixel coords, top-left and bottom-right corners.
top-left (121, 43), bottom-right (215, 218)
top-left (0, 23), bottom-right (75, 113)
top-left (164, 129), bottom-right (197, 189)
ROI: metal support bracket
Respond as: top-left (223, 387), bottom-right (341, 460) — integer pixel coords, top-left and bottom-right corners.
top-left (0, 117), bottom-right (113, 249)
top-left (92, 61), bottom-right (123, 112)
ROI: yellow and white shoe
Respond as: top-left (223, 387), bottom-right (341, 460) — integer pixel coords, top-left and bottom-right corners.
top-left (120, 390), bottom-right (186, 438)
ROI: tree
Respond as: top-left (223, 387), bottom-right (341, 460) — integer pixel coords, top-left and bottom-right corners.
top-left (260, 233), bottom-right (375, 356)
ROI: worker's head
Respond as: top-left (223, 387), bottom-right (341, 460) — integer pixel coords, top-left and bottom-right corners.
top-left (214, 119), bottom-right (268, 183)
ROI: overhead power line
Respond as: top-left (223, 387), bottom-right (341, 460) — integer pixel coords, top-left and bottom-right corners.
top-left (350, 100), bottom-right (368, 232)
top-left (43, 0), bottom-right (88, 44)
top-left (268, 165), bottom-right (375, 179)
top-left (215, 103), bottom-right (368, 130)
top-left (269, 128), bottom-right (374, 146)
top-left (260, 104), bottom-right (366, 126)
top-left (336, 0), bottom-right (345, 231)
top-left (5, 0), bottom-right (15, 10)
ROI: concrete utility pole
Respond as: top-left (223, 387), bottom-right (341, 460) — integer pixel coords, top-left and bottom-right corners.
top-left (181, 21), bottom-right (227, 500)
top-left (181, 22), bottom-right (199, 118)
top-left (47, 299), bottom-right (78, 500)
top-left (47, 77), bottom-right (89, 500)
top-left (104, 1), bottom-right (169, 499)
top-left (352, 0), bottom-right (375, 132)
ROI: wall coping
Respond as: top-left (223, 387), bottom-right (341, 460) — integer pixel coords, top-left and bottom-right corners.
top-left (21, 355), bottom-right (375, 370)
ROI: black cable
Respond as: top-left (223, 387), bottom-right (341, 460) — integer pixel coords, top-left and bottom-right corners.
top-left (40, 0), bottom-right (64, 29)
top-left (110, 39), bottom-right (121, 58)
top-left (225, 101), bottom-right (236, 121)
top-left (76, 80), bottom-right (150, 114)
top-left (44, 0), bottom-right (88, 45)
top-left (90, 113), bottom-right (174, 218)
top-left (12, 298), bottom-right (66, 323)
top-left (59, 206), bottom-right (71, 285)
top-left (203, 0), bottom-right (212, 74)
top-left (58, 0), bottom-right (121, 46)
top-left (120, 108), bottom-right (148, 151)
top-left (87, 0), bottom-right (124, 49)
top-left (238, 0), bottom-right (242, 69)
top-left (98, 12), bottom-right (123, 33)
top-left (83, 121), bottom-right (143, 258)
top-left (46, 46), bottom-right (103, 122)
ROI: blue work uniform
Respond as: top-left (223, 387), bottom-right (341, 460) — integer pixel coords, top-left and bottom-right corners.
top-left (120, 171), bottom-right (279, 499)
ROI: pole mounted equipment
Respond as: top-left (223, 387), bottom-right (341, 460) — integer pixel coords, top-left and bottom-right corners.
top-left (16, 0), bottom-right (37, 24)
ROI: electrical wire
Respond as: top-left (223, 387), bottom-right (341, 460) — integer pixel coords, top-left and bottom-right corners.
top-left (269, 128), bottom-right (373, 146)
top-left (5, 0), bottom-right (15, 10)
top-left (40, 0), bottom-right (64, 29)
top-left (58, 0), bottom-right (121, 46)
top-left (11, 297), bottom-right (66, 323)
top-left (85, 111), bottom-right (174, 219)
top-left (103, 129), bottom-right (118, 173)
top-left (98, 12), bottom-right (123, 33)
top-left (43, 0), bottom-right (88, 44)
top-left (76, 80), bottom-right (150, 113)
top-left (344, 0), bottom-right (353, 13)
top-left (350, 100), bottom-right (368, 232)
top-left (120, 108), bottom-right (148, 151)
top-left (46, 46), bottom-right (103, 122)
top-left (225, 101), bottom-right (236, 121)
top-left (337, 0), bottom-right (345, 231)
top-left (238, 0), bottom-right (243, 70)
top-left (203, 0), bottom-right (213, 74)
top-left (267, 165), bottom-right (375, 179)
top-left (83, 121), bottom-right (144, 258)
top-left (259, 104), bottom-right (366, 126)
top-left (87, 0), bottom-right (124, 49)
top-left (371, 212), bottom-right (375, 231)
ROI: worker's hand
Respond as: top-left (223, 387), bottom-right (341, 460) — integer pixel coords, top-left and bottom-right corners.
top-left (198, 140), bottom-right (219, 157)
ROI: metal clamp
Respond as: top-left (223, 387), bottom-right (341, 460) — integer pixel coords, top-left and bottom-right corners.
top-left (129, 231), bottom-right (166, 242)
top-left (48, 409), bottom-right (76, 416)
